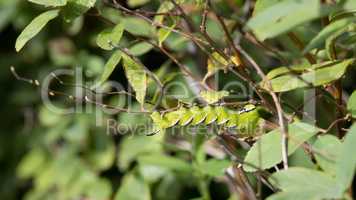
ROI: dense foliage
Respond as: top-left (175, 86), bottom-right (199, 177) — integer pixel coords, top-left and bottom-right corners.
top-left (1, 0), bottom-right (356, 199)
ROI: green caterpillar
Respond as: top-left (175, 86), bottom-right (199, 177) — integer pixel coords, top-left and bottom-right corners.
top-left (150, 104), bottom-right (268, 136)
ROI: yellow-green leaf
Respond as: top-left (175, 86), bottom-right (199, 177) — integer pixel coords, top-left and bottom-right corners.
top-left (253, 0), bottom-right (282, 16)
top-left (122, 17), bottom-right (155, 37)
top-left (94, 50), bottom-right (122, 87)
top-left (129, 42), bottom-right (153, 56)
top-left (114, 173), bottom-right (151, 200)
top-left (122, 55), bottom-right (147, 106)
top-left (247, 0), bottom-right (335, 40)
top-left (304, 18), bottom-right (356, 53)
top-left (96, 23), bottom-right (124, 50)
top-left (158, 24), bottom-right (175, 47)
top-left (313, 135), bottom-right (341, 176)
top-left (347, 90), bottom-right (356, 117)
top-left (244, 122), bottom-right (320, 172)
top-left (28, 0), bottom-right (67, 7)
top-left (262, 59), bottom-right (355, 92)
top-left (335, 124), bottom-right (356, 194)
top-left (127, 0), bottom-right (150, 7)
top-left (15, 9), bottom-right (60, 52)
top-left (153, 1), bottom-right (174, 24)
top-left (268, 167), bottom-right (340, 200)
top-left (61, 0), bottom-right (96, 22)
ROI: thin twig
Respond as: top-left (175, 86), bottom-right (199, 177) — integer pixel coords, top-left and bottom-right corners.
top-left (235, 46), bottom-right (289, 169)
top-left (106, 0), bottom-right (209, 45)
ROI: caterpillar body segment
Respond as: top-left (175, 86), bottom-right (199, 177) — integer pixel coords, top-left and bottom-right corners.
top-left (150, 104), bottom-right (262, 133)
top-left (190, 106), bottom-right (207, 125)
top-left (216, 107), bottom-right (229, 125)
top-left (179, 108), bottom-right (194, 126)
top-left (204, 106), bottom-right (218, 125)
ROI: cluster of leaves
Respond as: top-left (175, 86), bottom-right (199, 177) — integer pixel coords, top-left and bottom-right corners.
top-left (1, 0), bottom-right (356, 200)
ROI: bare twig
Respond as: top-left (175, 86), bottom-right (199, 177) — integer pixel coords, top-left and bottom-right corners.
top-left (106, 0), bottom-right (209, 45)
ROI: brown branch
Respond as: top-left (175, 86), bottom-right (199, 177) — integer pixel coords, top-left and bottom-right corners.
top-left (214, 14), bottom-right (245, 69)
top-left (199, 1), bottom-right (230, 62)
top-left (287, 32), bottom-right (316, 64)
top-left (234, 166), bottom-right (258, 200)
top-left (169, 0), bottom-right (197, 32)
top-left (140, 39), bottom-right (210, 90)
top-left (106, 0), bottom-right (209, 45)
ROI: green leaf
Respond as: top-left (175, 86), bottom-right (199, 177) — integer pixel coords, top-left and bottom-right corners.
top-left (85, 132), bottom-right (115, 171)
top-left (129, 42), bottom-right (153, 56)
top-left (61, 0), bottom-right (96, 22)
top-left (39, 106), bottom-right (65, 126)
top-left (288, 148), bottom-right (316, 169)
top-left (17, 148), bottom-right (46, 179)
top-left (85, 178), bottom-right (112, 200)
top-left (15, 9), bottom-right (59, 52)
top-left (118, 103), bottom-right (153, 134)
top-left (303, 18), bottom-right (356, 53)
top-left (200, 90), bottom-right (229, 104)
top-left (211, 51), bottom-right (228, 66)
top-left (247, 0), bottom-right (334, 40)
top-left (335, 124), bottom-right (356, 194)
top-left (122, 17), bottom-right (156, 37)
top-left (313, 135), bottom-right (341, 176)
top-left (201, 159), bottom-right (231, 177)
top-left (122, 55), bottom-right (147, 106)
top-left (203, 52), bottom-right (232, 81)
top-left (263, 59), bottom-right (355, 92)
top-left (127, 0), bottom-right (150, 7)
top-left (138, 154), bottom-right (192, 172)
top-left (28, 0), bottom-right (67, 6)
top-left (153, 1), bottom-right (174, 24)
top-left (244, 122), bottom-right (319, 172)
top-left (253, 0), bottom-right (282, 16)
top-left (94, 50), bottom-right (122, 87)
top-left (268, 167), bottom-right (339, 199)
top-left (96, 23), bottom-right (124, 50)
top-left (267, 190), bottom-right (323, 200)
top-left (138, 165), bottom-right (168, 184)
top-left (347, 90), bottom-right (356, 117)
top-left (344, 0), bottom-right (356, 9)
top-left (118, 136), bottom-right (162, 170)
top-left (158, 24), bottom-right (175, 47)
top-left (325, 25), bottom-right (352, 60)
top-left (266, 63), bottom-right (310, 80)
top-left (114, 173), bottom-right (151, 200)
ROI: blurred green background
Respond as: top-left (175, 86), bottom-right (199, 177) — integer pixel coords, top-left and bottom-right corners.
top-left (0, 1), bottom-right (228, 199)
top-left (1, 0), bottom-right (356, 200)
